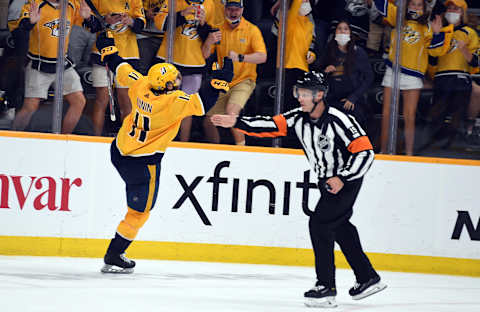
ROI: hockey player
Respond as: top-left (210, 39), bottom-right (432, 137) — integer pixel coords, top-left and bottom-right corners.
top-left (211, 71), bottom-right (386, 308)
top-left (95, 32), bottom-right (233, 273)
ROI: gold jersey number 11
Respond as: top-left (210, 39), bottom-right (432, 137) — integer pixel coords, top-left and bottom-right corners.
top-left (129, 111), bottom-right (151, 143)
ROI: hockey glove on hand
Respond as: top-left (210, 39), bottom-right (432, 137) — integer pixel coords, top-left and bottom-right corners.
top-left (210, 57), bottom-right (234, 92)
top-left (96, 31), bottom-right (118, 62)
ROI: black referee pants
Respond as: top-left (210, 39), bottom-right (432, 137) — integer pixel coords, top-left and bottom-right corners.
top-left (309, 178), bottom-right (377, 288)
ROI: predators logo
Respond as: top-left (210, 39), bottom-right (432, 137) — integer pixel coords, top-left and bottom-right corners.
top-left (447, 38), bottom-right (458, 54)
top-left (181, 20), bottom-right (199, 40)
top-left (43, 19), bottom-right (71, 37)
top-left (109, 20), bottom-right (129, 34)
top-left (403, 25), bottom-right (420, 44)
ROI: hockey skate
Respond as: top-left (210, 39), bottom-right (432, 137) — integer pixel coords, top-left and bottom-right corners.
top-left (101, 252), bottom-right (136, 274)
top-left (304, 284), bottom-right (337, 308)
top-left (349, 275), bottom-right (387, 300)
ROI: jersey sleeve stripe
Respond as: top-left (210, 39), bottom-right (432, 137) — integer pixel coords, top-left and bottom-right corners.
top-left (236, 114), bottom-right (287, 138)
top-left (348, 136), bottom-right (373, 154)
top-left (273, 115), bottom-right (288, 136)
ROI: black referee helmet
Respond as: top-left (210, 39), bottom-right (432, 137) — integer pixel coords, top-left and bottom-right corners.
top-left (293, 71), bottom-right (329, 99)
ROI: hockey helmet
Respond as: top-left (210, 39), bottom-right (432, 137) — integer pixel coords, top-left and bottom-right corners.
top-left (293, 71), bottom-right (328, 99)
top-left (148, 63), bottom-right (181, 91)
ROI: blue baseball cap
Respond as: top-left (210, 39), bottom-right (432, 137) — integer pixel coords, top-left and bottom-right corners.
top-left (225, 0), bottom-right (244, 8)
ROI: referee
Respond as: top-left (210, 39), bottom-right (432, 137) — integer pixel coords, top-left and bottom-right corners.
top-left (211, 71), bottom-right (386, 308)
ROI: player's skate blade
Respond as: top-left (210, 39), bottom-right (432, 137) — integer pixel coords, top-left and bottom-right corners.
top-left (100, 264), bottom-right (134, 274)
top-left (351, 282), bottom-right (387, 300)
top-left (101, 252), bottom-right (135, 274)
top-left (304, 297), bottom-right (337, 308)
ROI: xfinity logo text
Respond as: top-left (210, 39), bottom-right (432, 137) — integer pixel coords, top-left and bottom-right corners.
top-left (173, 161), bottom-right (319, 225)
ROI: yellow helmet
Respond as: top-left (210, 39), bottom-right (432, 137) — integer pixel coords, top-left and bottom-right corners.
top-left (148, 63), bottom-right (181, 91)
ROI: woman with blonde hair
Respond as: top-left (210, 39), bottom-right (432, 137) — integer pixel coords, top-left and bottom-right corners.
top-left (375, 0), bottom-right (447, 155)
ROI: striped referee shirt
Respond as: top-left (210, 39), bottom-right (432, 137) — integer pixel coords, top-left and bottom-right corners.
top-left (234, 106), bottom-right (374, 182)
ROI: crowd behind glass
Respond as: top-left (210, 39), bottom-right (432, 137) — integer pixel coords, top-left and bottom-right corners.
top-left (0, 0), bottom-right (479, 159)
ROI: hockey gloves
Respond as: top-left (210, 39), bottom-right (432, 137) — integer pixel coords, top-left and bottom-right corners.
top-left (210, 57), bottom-right (234, 92)
top-left (96, 31), bottom-right (118, 62)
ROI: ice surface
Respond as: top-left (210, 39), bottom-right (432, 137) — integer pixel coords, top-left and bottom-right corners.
top-left (1, 256), bottom-right (479, 312)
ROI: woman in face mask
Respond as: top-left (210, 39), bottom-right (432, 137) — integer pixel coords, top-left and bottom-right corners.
top-left (374, 0), bottom-right (449, 155)
top-left (271, 0), bottom-right (317, 148)
top-left (319, 21), bottom-right (373, 128)
top-left (424, 0), bottom-right (479, 149)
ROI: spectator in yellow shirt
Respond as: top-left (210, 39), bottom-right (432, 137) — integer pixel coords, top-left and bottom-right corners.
top-left (201, 0), bottom-right (267, 145)
top-left (153, 0), bottom-right (216, 142)
top-left (12, 0), bottom-right (92, 134)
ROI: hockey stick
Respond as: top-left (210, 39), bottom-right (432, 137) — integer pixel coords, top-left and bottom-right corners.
top-left (84, 0), bottom-right (116, 122)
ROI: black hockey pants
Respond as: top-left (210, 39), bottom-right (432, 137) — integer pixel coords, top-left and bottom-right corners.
top-left (309, 178), bottom-right (377, 288)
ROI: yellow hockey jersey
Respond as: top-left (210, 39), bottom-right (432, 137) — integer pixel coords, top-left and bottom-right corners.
top-left (285, 0), bottom-right (314, 72)
top-left (17, 0), bottom-right (84, 68)
top-left (154, 0), bottom-right (215, 69)
top-left (114, 62), bottom-right (205, 156)
top-left (90, 0), bottom-right (146, 63)
top-left (375, 0), bottom-right (452, 78)
top-left (435, 25), bottom-right (479, 76)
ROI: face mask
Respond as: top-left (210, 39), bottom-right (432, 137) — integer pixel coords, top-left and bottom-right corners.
top-left (407, 9), bottom-right (423, 19)
top-left (226, 16), bottom-right (240, 26)
top-left (445, 12), bottom-right (461, 25)
top-left (335, 33), bottom-right (350, 46)
top-left (299, 2), bottom-right (312, 16)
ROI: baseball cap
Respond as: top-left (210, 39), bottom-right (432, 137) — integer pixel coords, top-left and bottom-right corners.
top-left (225, 0), bottom-right (244, 8)
top-left (444, 0), bottom-right (468, 10)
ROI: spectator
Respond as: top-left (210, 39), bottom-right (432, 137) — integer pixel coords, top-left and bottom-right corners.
top-left (68, 24), bottom-right (95, 72)
top-left (272, 1), bottom-right (328, 52)
top-left (11, 0), bottom-right (91, 134)
top-left (154, 0), bottom-right (216, 142)
top-left (426, 0), bottom-right (479, 148)
top-left (270, 0), bottom-right (317, 148)
top-left (465, 12), bottom-right (480, 145)
top-left (88, 0), bottom-right (146, 136)
top-left (330, 0), bottom-right (371, 48)
top-left (202, 0), bottom-right (267, 145)
top-left (375, 0), bottom-right (447, 155)
top-left (366, 0), bottom-right (391, 55)
top-left (321, 20), bottom-right (374, 128)
top-left (136, 0), bottom-right (164, 76)
top-left (0, 0), bottom-right (30, 120)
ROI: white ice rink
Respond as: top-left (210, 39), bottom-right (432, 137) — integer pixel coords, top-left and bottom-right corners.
top-left (1, 255), bottom-right (479, 312)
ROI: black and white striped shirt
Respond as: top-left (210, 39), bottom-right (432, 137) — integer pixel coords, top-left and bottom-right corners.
top-left (234, 106), bottom-right (374, 182)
